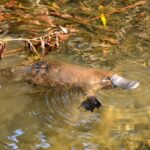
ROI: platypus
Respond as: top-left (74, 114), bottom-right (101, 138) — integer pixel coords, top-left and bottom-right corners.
top-left (25, 60), bottom-right (139, 112)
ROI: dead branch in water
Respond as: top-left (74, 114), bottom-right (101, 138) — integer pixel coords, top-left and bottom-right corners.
top-left (0, 140), bottom-right (10, 149)
top-left (4, 48), bottom-right (23, 56)
top-left (108, 1), bottom-right (146, 15)
top-left (87, 1), bottom-right (146, 22)
top-left (48, 11), bottom-right (113, 32)
top-left (0, 26), bottom-right (72, 60)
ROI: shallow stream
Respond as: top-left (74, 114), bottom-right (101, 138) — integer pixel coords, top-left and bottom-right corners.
top-left (0, 0), bottom-right (150, 150)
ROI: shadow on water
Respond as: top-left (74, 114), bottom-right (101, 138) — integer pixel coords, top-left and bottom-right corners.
top-left (0, 0), bottom-right (150, 150)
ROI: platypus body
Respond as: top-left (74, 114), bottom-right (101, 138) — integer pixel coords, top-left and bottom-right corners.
top-left (26, 61), bottom-right (113, 89)
top-left (26, 60), bottom-right (139, 112)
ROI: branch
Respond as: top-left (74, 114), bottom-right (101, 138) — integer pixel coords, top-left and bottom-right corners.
top-left (108, 1), bottom-right (146, 15)
top-left (0, 140), bottom-right (10, 149)
top-left (0, 32), bottom-right (56, 42)
top-left (86, 1), bottom-right (146, 23)
top-left (0, 27), bottom-right (68, 59)
top-left (48, 11), bottom-right (112, 32)
top-left (26, 39), bottom-right (41, 58)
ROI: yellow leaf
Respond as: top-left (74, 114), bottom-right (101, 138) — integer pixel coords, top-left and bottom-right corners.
top-left (98, 5), bottom-right (104, 11)
top-left (100, 13), bottom-right (107, 27)
top-left (33, 55), bottom-right (41, 61)
top-left (52, 3), bottom-right (60, 10)
top-left (18, 3), bottom-right (23, 8)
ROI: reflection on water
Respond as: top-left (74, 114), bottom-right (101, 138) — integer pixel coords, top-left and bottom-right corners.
top-left (0, 0), bottom-right (150, 150)
top-left (8, 129), bottom-right (24, 149)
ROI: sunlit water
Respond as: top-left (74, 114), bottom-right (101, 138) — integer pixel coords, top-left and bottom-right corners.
top-left (0, 0), bottom-right (150, 150)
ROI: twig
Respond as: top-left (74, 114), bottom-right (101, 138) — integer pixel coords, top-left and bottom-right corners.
top-left (0, 28), bottom-right (66, 59)
top-left (26, 39), bottom-right (41, 58)
top-left (0, 27), bottom-right (64, 42)
top-left (48, 11), bottom-right (112, 32)
top-left (5, 48), bottom-right (23, 56)
top-left (40, 37), bottom-right (45, 56)
top-left (86, 1), bottom-right (146, 23)
top-left (55, 32), bottom-right (59, 47)
top-left (108, 1), bottom-right (146, 15)
top-left (35, 0), bottom-right (41, 6)
top-left (0, 140), bottom-right (10, 149)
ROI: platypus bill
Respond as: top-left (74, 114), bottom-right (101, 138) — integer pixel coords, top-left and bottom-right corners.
top-left (26, 61), bottom-right (139, 112)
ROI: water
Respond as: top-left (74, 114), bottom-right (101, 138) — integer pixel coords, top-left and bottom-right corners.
top-left (0, 0), bottom-right (150, 150)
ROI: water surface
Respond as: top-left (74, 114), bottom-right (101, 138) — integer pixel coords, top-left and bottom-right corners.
top-left (0, 0), bottom-right (150, 150)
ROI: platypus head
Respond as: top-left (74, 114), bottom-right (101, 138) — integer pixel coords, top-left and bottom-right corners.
top-left (25, 61), bottom-right (49, 85)
top-left (81, 74), bottom-right (139, 112)
top-left (102, 74), bottom-right (139, 89)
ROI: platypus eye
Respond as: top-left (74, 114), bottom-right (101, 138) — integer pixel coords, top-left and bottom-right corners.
top-left (106, 77), bottom-right (111, 80)
top-left (102, 77), bottom-right (111, 83)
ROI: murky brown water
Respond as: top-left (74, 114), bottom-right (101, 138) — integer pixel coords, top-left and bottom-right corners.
top-left (0, 0), bottom-right (150, 150)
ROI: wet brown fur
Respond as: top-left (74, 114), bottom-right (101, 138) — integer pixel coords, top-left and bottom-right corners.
top-left (26, 60), bottom-right (113, 96)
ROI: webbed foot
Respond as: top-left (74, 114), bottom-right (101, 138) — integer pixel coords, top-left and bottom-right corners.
top-left (80, 96), bottom-right (102, 112)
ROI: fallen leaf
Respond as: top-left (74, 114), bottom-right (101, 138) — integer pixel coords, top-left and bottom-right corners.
top-left (5, 0), bottom-right (18, 8)
top-left (59, 26), bottom-right (68, 33)
top-left (37, 15), bottom-right (54, 25)
top-left (0, 13), bottom-right (4, 21)
top-left (102, 48), bottom-right (110, 56)
top-left (98, 5), bottom-right (104, 11)
top-left (30, 20), bottom-right (41, 25)
top-left (52, 2), bottom-right (60, 10)
top-left (103, 37), bottom-right (118, 44)
top-left (100, 13), bottom-right (107, 27)
top-left (0, 41), bottom-right (5, 59)
top-left (58, 34), bottom-right (69, 41)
